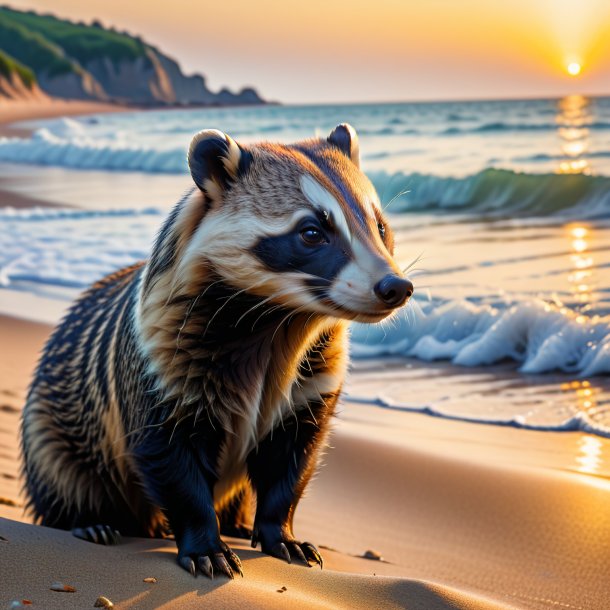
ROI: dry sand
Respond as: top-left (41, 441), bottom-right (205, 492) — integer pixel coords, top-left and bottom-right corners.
top-left (2, 100), bottom-right (610, 610)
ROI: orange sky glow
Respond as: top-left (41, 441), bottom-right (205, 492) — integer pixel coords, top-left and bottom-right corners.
top-left (7, 0), bottom-right (610, 103)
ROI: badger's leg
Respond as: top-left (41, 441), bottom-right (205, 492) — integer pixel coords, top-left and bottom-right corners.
top-left (247, 392), bottom-right (338, 568)
top-left (135, 422), bottom-right (242, 579)
top-left (218, 483), bottom-right (254, 539)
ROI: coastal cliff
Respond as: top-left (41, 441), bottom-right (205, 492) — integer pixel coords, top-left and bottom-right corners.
top-left (0, 6), bottom-right (266, 106)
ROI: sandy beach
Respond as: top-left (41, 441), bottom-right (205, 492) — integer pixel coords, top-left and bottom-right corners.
top-left (2, 100), bottom-right (610, 610)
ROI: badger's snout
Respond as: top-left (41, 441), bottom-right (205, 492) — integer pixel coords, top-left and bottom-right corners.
top-left (374, 274), bottom-right (413, 308)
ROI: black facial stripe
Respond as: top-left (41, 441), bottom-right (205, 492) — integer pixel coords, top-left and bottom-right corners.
top-left (252, 227), bottom-right (350, 286)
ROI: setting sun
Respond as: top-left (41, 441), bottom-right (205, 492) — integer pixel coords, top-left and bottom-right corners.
top-left (567, 62), bottom-right (582, 76)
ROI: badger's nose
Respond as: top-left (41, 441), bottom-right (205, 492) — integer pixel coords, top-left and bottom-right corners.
top-left (374, 275), bottom-right (413, 307)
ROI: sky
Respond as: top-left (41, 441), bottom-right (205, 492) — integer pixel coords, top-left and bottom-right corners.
top-left (7, 0), bottom-right (610, 103)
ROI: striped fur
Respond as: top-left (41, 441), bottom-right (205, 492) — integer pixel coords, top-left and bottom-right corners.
top-left (20, 125), bottom-right (410, 575)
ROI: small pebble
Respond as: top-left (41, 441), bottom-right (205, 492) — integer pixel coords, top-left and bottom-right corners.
top-left (8, 602), bottom-right (27, 610)
top-left (143, 577), bottom-right (157, 584)
top-left (362, 549), bottom-right (383, 561)
top-left (94, 596), bottom-right (114, 608)
top-left (0, 497), bottom-right (19, 507)
top-left (276, 586), bottom-right (287, 593)
top-left (50, 582), bottom-right (76, 592)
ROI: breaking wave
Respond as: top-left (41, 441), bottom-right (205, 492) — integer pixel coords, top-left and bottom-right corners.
top-left (371, 168), bottom-right (610, 218)
top-left (0, 126), bottom-right (188, 173)
top-left (351, 298), bottom-right (610, 377)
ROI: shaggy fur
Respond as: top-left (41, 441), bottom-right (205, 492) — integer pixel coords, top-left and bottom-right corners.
top-left (21, 124), bottom-right (411, 578)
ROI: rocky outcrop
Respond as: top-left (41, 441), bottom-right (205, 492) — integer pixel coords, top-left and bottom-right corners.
top-left (83, 50), bottom-right (175, 105)
top-left (155, 52), bottom-right (217, 105)
top-left (37, 69), bottom-right (107, 101)
top-left (215, 86), bottom-right (265, 106)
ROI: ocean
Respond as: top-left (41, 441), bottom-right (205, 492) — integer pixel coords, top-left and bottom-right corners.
top-left (0, 95), bottom-right (609, 437)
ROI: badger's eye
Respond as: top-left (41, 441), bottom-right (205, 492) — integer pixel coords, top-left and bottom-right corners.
top-left (300, 227), bottom-right (326, 246)
top-left (378, 222), bottom-right (386, 239)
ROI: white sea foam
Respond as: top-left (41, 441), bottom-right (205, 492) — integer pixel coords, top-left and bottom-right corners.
top-left (0, 207), bottom-right (160, 290)
top-left (345, 395), bottom-right (610, 438)
top-left (351, 299), bottom-right (610, 376)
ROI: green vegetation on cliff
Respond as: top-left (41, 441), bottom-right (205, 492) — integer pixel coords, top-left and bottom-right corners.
top-left (0, 48), bottom-right (36, 88)
top-left (0, 11), bottom-right (80, 77)
top-left (0, 7), bottom-right (150, 67)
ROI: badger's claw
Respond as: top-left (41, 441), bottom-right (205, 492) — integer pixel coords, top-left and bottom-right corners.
top-left (271, 542), bottom-right (291, 564)
top-left (291, 543), bottom-right (309, 566)
top-left (179, 556), bottom-right (196, 577)
top-left (214, 553), bottom-right (235, 579)
top-left (72, 524), bottom-right (121, 546)
top-left (269, 540), bottom-right (323, 568)
top-left (178, 540), bottom-right (243, 579)
top-left (301, 542), bottom-right (324, 568)
top-left (198, 556), bottom-right (214, 578)
top-left (224, 545), bottom-right (244, 577)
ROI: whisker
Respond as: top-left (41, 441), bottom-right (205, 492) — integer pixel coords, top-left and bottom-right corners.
top-left (402, 251), bottom-right (425, 274)
top-left (383, 187), bottom-right (411, 211)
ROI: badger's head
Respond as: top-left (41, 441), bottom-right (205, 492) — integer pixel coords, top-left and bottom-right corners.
top-left (151, 124), bottom-right (412, 325)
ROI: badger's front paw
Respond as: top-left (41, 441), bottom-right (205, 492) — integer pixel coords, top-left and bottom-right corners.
top-left (72, 524), bottom-right (121, 545)
top-left (252, 525), bottom-right (323, 568)
top-left (178, 539), bottom-right (243, 579)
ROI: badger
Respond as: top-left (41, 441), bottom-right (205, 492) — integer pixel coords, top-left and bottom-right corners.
top-left (21, 124), bottom-right (413, 579)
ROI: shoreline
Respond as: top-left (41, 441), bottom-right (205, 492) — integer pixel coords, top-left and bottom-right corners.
top-left (0, 97), bottom-right (275, 139)
top-left (0, 98), bottom-right (135, 138)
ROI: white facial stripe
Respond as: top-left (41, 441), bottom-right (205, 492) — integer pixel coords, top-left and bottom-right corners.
top-left (329, 239), bottom-right (396, 309)
top-left (352, 238), bottom-right (388, 275)
top-left (300, 174), bottom-right (352, 243)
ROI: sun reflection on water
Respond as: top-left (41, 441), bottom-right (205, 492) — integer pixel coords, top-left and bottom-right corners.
top-left (576, 434), bottom-right (603, 475)
top-left (561, 380), bottom-right (604, 475)
top-left (566, 224), bottom-right (598, 312)
top-left (556, 95), bottom-right (592, 175)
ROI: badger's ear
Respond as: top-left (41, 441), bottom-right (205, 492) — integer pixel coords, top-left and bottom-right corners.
top-left (187, 129), bottom-right (252, 201)
top-left (327, 123), bottom-right (359, 168)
